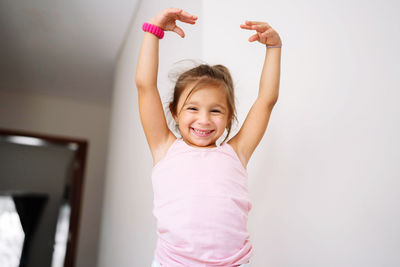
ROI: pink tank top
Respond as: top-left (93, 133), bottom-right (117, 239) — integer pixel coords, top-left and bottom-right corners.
top-left (151, 138), bottom-right (253, 267)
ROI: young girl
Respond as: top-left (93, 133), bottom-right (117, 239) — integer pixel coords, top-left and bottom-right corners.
top-left (136, 7), bottom-right (282, 267)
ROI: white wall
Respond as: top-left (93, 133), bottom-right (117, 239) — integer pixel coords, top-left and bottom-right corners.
top-left (99, 0), bottom-right (400, 266)
top-left (0, 90), bottom-right (111, 267)
top-left (97, 1), bottom-right (202, 267)
top-left (203, 0), bottom-right (400, 266)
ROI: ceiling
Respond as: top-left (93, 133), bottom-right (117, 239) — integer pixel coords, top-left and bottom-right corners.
top-left (0, 0), bottom-right (139, 105)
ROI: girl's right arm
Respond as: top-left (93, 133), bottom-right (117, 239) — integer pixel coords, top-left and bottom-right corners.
top-left (135, 8), bottom-right (197, 162)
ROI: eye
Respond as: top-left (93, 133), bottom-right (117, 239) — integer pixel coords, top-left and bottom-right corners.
top-left (188, 107), bottom-right (197, 111)
top-left (211, 109), bottom-right (221, 113)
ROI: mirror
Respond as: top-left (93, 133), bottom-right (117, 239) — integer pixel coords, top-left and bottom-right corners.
top-left (0, 128), bottom-right (87, 267)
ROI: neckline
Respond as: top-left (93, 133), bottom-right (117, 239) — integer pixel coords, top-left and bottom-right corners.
top-left (178, 138), bottom-right (225, 151)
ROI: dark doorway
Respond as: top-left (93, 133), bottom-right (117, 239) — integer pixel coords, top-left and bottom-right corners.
top-left (0, 128), bottom-right (88, 267)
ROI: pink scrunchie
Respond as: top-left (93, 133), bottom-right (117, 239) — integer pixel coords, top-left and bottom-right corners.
top-left (142, 22), bottom-right (165, 39)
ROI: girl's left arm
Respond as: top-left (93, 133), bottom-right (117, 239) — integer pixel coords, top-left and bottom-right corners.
top-left (228, 21), bottom-right (282, 168)
top-left (258, 46), bottom-right (281, 104)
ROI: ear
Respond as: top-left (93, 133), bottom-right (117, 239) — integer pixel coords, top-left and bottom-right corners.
top-left (226, 112), bottom-right (233, 125)
top-left (169, 103), bottom-right (178, 122)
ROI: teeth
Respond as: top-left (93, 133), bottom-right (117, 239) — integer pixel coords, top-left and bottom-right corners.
top-left (193, 128), bottom-right (212, 134)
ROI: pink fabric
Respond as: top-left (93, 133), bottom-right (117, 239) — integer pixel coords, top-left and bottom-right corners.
top-left (151, 138), bottom-right (253, 267)
top-left (142, 22), bottom-right (165, 39)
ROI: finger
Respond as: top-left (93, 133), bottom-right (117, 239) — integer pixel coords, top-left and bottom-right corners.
top-left (252, 24), bottom-right (271, 33)
top-left (174, 10), bottom-right (198, 24)
top-left (241, 22), bottom-right (270, 32)
top-left (179, 9), bottom-right (198, 20)
top-left (245, 20), bottom-right (269, 26)
top-left (177, 15), bottom-right (198, 24)
top-left (240, 24), bottom-right (253, 30)
top-left (248, 33), bottom-right (260, 42)
top-left (167, 7), bottom-right (183, 13)
top-left (165, 7), bottom-right (183, 16)
top-left (240, 25), bottom-right (270, 33)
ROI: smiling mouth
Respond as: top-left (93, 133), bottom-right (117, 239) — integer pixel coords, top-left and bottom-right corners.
top-left (191, 127), bottom-right (214, 137)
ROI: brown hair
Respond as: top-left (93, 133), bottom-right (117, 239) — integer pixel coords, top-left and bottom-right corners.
top-left (168, 64), bottom-right (238, 143)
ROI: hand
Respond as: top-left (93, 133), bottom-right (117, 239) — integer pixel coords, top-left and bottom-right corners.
top-left (240, 21), bottom-right (282, 46)
top-left (149, 8), bottom-right (198, 38)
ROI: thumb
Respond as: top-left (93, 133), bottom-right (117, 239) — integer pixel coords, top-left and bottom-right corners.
top-left (172, 25), bottom-right (185, 38)
top-left (248, 33), bottom-right (259, 42)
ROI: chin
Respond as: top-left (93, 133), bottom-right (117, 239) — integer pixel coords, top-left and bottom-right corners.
top-left (192, 137), bottom-right (221, 147)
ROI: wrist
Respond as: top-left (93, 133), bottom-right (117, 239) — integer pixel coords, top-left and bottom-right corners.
top-left (266, 39), bottom-right (283, 48)
top-left (266, 44), bottom-right (282, 48)
top-left (142, 22), bottom-right (165, 39)
top-left (148, 19), bottom-right (163, 29)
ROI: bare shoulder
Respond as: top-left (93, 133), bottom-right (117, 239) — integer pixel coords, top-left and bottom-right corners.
top-left (227, 137), bottom-right (248, 170)
top-left (152, 132), bottom-right (177, 166)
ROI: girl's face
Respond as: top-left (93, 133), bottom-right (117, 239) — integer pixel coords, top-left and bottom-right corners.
top-left (173, 85), bottom-right (229, 148)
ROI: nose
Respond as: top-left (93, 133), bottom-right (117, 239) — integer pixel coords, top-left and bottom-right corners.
top-left (197, 110), bottom-right (211, 125)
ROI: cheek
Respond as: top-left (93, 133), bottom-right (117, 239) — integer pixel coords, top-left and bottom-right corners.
top-left (214, 116), bottom-right (228, 128)
top-left (179, 114), bottom-right (193, 126)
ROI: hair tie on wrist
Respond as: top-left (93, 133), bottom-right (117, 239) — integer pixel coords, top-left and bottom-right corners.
top-left (266, 44), bottom-right (282, 48)
top-left (142, 22), bottom-right (165, 39)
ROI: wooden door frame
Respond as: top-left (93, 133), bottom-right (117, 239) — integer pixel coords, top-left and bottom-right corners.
top-left (0, 128), bottom-right (88, 267)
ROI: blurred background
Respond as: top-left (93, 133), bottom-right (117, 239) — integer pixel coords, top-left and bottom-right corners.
top-left (0, 0), bottom-right (399, 266)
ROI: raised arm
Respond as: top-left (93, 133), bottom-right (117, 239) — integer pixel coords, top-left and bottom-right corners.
top-left (135, 8), bottom-right (197, 163)
top-left (228, 21), bottom-right (282, 168)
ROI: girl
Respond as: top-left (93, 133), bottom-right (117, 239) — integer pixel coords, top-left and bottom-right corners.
top-left (136, 7), bottom-right (282, 267)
